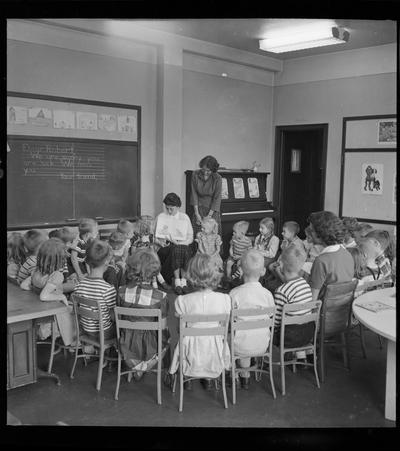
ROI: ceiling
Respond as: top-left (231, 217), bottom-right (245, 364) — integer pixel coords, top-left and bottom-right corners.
top-left (136, 19), bottom-right (396, 59)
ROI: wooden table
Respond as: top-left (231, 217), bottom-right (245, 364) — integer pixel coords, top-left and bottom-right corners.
top-left (352, 287), bottom-right (396, 421)
top-left (7, 281), bottom-right (68, 389)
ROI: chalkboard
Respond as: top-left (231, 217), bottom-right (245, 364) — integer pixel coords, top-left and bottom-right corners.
top-left (7, 136), bottom-right (140, 227)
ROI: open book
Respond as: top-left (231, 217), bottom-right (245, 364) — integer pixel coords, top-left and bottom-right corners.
top-left (355, 300), bottom-right (395, 313)
top-left (155, 215), bottom-right (188, 241)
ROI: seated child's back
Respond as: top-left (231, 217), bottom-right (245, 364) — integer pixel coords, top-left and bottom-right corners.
top-left (17, 230), bottom-right (47, 284)
top-left (7, 232), bottom-right (27, 280)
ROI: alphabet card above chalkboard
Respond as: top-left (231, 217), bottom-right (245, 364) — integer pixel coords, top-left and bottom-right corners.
top-left (7, 93), bottom-right (141, 228)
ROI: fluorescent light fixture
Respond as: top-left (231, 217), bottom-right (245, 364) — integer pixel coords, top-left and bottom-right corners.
top-left (259, 26), bottom-right (349, 53)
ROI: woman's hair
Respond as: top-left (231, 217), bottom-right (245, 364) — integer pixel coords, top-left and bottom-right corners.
top-left (23, 229), bottom-right (47, 253)
top-left (347, 246), bottom-right (367, 280)
top-left (233, 220), bottom-right (250, 234)
top-left (364, 229), bottom-right (395, 262)
top-left (307, 211), bottom-right (345, 246)
top-left (7, 232), bottom-right (27, 265)
top-left (108, 231), bottom-right (126, 248)
top-left (36, 238), bottom-right (66, 275)
top-left (125, 248), bottom-right (160, 284)
top-left (78, 218), bottom-right (97, 236)
top-left (163, 192), bottom-right (182, 207)
top-left (259, 217), bottom-right (274, 233)
top-left (85, 239), bottom-right (113, 268)
top-left (283, 221), bottom-right (300, 236)
top-left (202, 217), bottom-right (218, 234)
top-left (186, 253), bottom-right (222, 290)
top-left (199, 155), bottom-right (219, 173)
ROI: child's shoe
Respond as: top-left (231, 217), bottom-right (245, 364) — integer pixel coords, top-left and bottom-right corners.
top-left (175, 285), bottom-right (183, 295)
top-left (182, 284), bottom-right (190, 294)
top-left (183, 380), bottom-right (193, 391)
top-left (200, 378), bottom-right (213, 391)
top-left (159, 281), bottom-right (172, 292)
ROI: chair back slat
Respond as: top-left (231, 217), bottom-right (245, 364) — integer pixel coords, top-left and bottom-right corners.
top-left (114, 306), bottom-right (164, 338)
top-left (115, 306), bottom-right (162, 318)
top-left (284, 314), bottom-right (319, 325)
top-left (117, 319), bottom-right (159, 331)
top-left (181, 313), bottom-right (228, 323)
top-left (281, 301), bottom-right (321, 326)
top-left (77, 306), bottom-right (100, 320)
top-left (232, 307), bottom-right (275, 318)
top-left (233, 319), bottom-right (272, 331)
top-left (183, 326), bottom-right (227, 337)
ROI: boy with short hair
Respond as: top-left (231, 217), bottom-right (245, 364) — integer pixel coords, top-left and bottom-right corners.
top-left (73, 239), bottom-right (116, 341)
top-left (273, 246), bottom-right (313, 361)
top-left (226, 220), bottom-right (252, 279)
top-left (229, 249), bottom-right (275, 389)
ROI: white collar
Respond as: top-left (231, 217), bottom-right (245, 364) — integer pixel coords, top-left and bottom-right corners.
top-left (319, 244), bottom-right (343, 255)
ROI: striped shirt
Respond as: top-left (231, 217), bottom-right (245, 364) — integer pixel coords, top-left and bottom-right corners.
top-left (273, 277), bottom-right (313, 329)
top-left (17, 256), bottom-right (37, 284)
top-left (230, 235), bottom-right (252, 260)
top-left (73, 277), bottom-right (116, 333)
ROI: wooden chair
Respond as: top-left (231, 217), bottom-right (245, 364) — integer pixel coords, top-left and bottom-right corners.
top-left (172, 313), bottom-right (230, 412)
top-left (70, 294), bottom-right (117, 391)
top-left (318, 280), bottom-right (358, 383)
top-left (230, 306), bottom-right (276, 404)
top-left (274, 301), bottom-right (322, 395)
top-left (114, 306), bottom-right (169, 404)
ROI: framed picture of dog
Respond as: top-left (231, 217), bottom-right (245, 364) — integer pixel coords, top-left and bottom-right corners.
top-left (361, 163), bottom-right (383, 195)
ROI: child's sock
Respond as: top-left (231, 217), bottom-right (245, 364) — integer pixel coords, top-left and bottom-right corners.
top-left (157, 273), bottom-right (166, 284)
top-left (174, 278), bottom-right (181, 288)
top-left (152, 276), bottom-right (158, 289)
top-left (181, 278), bottom-right (187, 287)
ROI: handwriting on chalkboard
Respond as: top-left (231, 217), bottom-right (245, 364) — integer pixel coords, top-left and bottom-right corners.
top-left (22, 143), bottom-right (105, 180)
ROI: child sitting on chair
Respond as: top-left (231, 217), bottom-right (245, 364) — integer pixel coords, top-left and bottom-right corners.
top-left (342, 217), bottom-right (359, 248)
top-left (17, 230), bottom-right (47, 284)
top-left (253, 217), bottom-right (280, 269)
top-left (359, 230), bottom-right (393, 284)
top-left (69, 218), bottom-right (99, 281)
top-left (301, 225), bottom-right (324, 278)
top-left (269, 221), bottom-right (305, 282)
top-left (117, 248), bottom-right (170, 380)
top-left (273, 245), bottom-right (313, 362)
top-left (7, 232), bottom-right (27, 281)
top-left (103, 231), bottom-right (128, 289)
top-left (73, 239), bottom-right (117, 341)
top-left (195, 217), bottom-right (223, 271)
top-left (229, 249), bottom-right (275, 390)
top-left (169, 253), bottom-right (231, 391)
top-left (226, 220), bottom-right (252, 279)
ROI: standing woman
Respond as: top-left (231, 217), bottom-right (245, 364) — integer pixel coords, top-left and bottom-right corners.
top-left (191, 155), bottom-right (223, 238)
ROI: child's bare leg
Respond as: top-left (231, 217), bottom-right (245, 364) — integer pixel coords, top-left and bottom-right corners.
top-left (226, 259), bottom-right (233, 278)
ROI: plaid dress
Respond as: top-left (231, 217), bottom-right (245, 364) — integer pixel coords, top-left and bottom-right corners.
top-left (118, 283), bottom-right (170, 371)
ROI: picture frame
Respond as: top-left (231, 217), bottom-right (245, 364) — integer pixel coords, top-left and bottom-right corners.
top-left (378, 119), bottom-right (396, 145)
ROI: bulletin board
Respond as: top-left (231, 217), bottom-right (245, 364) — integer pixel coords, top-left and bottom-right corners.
top-left (339, 115), bottom-right (396, 224)
top-left (7, 92), bottom-right (141, 229)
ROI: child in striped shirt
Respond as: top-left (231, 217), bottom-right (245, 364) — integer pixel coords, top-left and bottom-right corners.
top-left (273, 246), bottom-right (313, 358)
top-left (73, 239), bottom-right (116, 341)
top-left (226, 220), bottom-right (252, 279)
top-left (17, 230), bottom-right (47, 284)
top-left (7, 232), bottom-right (27, 281)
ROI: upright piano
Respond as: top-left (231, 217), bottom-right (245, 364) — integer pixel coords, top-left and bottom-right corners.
top-left (185, 170), bottom-right (277, 258)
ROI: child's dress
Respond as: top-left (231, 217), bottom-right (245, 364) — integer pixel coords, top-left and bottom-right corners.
top-left (118, 282), bottom-right (170, 371)
top-left (31, 269), bottom-right (77, 345)
top-left (196, 231), bottom-right (223, 270)
top-left (169, 290), bottom-right (231, 378)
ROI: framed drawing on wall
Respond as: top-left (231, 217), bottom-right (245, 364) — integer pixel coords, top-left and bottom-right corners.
top-left (340, 115), bottom-right (396, 225)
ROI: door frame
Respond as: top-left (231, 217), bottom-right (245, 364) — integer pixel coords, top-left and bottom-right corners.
top-left (273, 123), bottom-right (328, 233)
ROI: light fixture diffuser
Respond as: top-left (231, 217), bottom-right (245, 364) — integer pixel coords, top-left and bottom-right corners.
top-left (259, 26), bottom-right (349, 53)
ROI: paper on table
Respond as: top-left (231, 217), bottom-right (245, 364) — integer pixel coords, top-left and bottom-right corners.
top-left (355, 300), bottom-right (395, 313)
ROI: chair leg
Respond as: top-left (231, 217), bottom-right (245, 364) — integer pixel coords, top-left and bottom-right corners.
top-left (359, 324), bottom-right (367, 359)
top-left (280, 351), bottom-right (286, 396)
top-left (172, 373), bottom-right (177, 393)
top-left (222, 371), bottom-right (228, 409)
top-left (340, 333), bottom-right (350, 370)
top-left (70, 340), bottom-right (80, 379)
top-left (179, 367), bottom-right (184, 413)
top-left (63, 348), bottom-right (68, 358)
top-left (255, 357), bottom-right (262, 382)
top-left (47, 318), bottom-right (57, 374)
top-left (157, 354), bottom-right (162, 405)
top-left (318, 338), bottom-right (326, 383)
top-left (313, 348), bottom-right (320, 389)
top-left (269, 357), bottom-right (276, 399)
top-left (114, 354), bottom-right (121, 401)
top-left (232, 358), bottom-right (236, 405)
top-left (96, 347), bottom-right (104, 391)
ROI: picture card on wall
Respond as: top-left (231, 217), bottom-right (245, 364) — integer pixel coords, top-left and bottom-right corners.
top-left (361, 163), bottom-right (383, 195)
top-left (221, 178), bottom-right (229, 199)
top-left (247, 178), bottom-right (260, 198)
top-left (378, 119), bottom-right (396, 144)
top-left (98, 114), bottom-right (117, 132)
top-left (76, 111), bottom-right (98, 131)
top-left (7, 106), bottom-right (28, 124)
top-left (28, 107), bottom-right (52, 127)
top-left (53, 110), bottom-right (75, 129)
top-left (118, 114), bottom-right (137, 136)
top-left (233, 178), bottom-right (245, 199)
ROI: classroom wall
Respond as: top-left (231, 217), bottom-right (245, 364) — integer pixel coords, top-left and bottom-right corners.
top-left (7, 39), bottom-right (160, 218)
top-left (182, 69), bottom-right (274, 203)
top-left (274, 48), bottom-right (396, 232)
